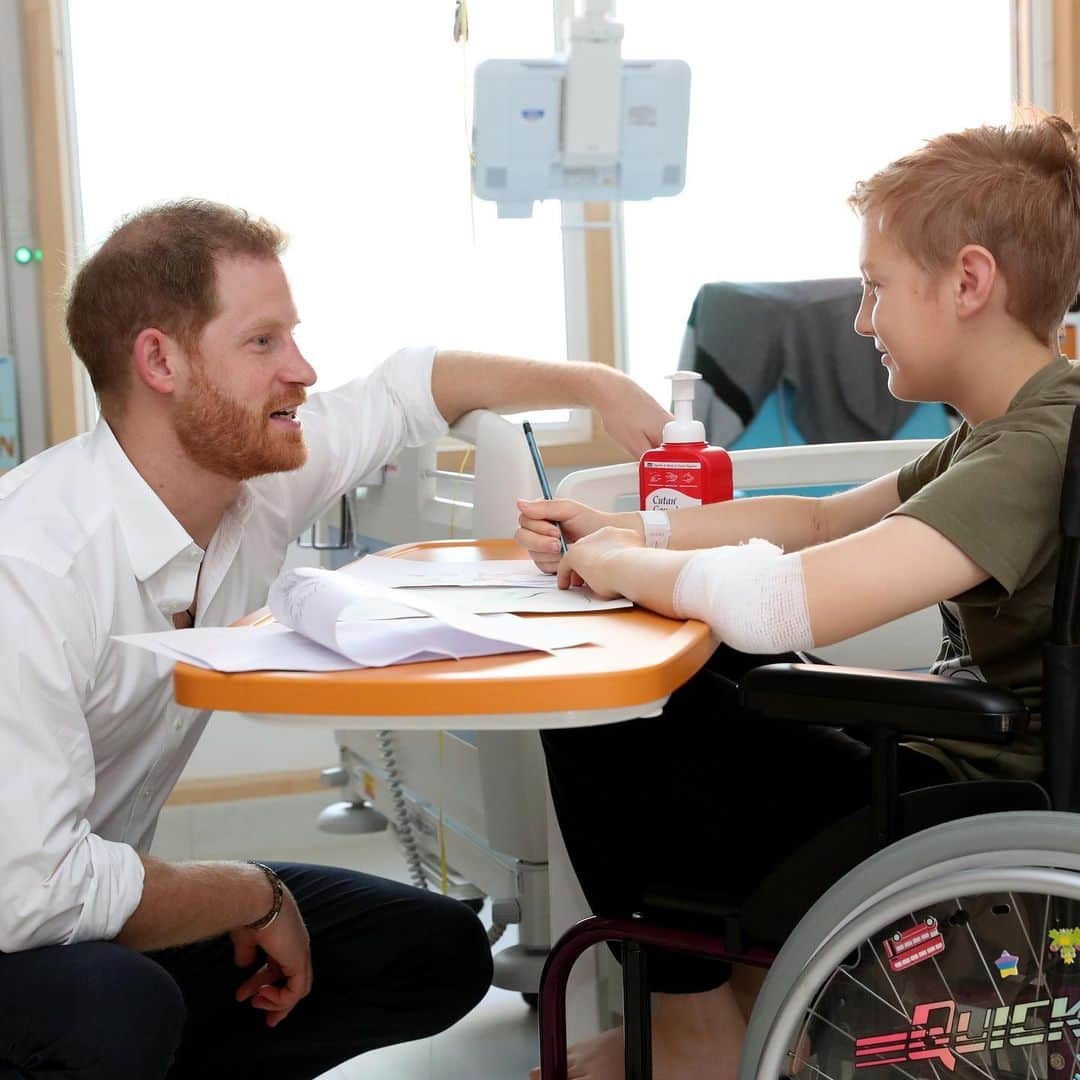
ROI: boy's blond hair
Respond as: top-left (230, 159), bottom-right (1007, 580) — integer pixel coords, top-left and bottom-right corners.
top-left (850, 116), bottom-right (1080, 346)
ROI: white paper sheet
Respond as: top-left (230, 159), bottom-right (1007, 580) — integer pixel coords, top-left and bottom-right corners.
top-left (114, 624), bottom-right (363, 673)
top-left (114, 567), bottom-right (596, 672)
top-left (341, 556), bottom-right (559, 589)
top-left (268, 568), bottom-right (584, 654)
top-left (400, 586), bottom-right (630, 615)
top-left (290, 584), bottom-right (630, 619)
top-left (114, 617), bottom-right (588, 673)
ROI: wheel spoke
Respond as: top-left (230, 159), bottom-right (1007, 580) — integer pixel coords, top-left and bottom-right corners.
top-left (780, 890), bottom-right (1080, 1080)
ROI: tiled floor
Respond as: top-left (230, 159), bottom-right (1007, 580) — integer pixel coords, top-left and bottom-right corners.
top-left (287, 838), bottom-right (541, 1080)
top-left (319, 980), bottom-right (540, 1079)
top-left (153, 795), bottom-right (543, 1079)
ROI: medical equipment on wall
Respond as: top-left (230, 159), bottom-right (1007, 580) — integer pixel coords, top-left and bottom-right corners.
top-left (471, 0), bottom-right (690, 218)
top-left (0, 357), bottom-right (21, 468)
top-left (0, 4), bottom-right (49, 461)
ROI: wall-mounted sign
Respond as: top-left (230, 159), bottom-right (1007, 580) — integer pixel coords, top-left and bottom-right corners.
top-left (0, 357), bottom-right (21, 468)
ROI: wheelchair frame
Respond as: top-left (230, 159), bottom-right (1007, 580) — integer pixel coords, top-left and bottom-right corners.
top-left (537, 405), bottom-right (1080, 1080)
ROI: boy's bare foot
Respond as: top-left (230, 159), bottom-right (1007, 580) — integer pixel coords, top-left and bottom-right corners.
top-left (528, 1027), bottom-right (627, 1080)
top-left (527, 1022), bottom-right (739, 1078)
top-left (528, 985), bottom-right (744, 1079)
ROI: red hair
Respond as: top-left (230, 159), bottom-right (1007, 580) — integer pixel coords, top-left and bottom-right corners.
top-left (850, 116), bottom-right (1080, 344)
top-left (66, 200), bottom-right (286, 410)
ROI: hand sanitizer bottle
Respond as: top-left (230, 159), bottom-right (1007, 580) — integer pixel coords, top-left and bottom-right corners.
top-left (639, 372), bottom-right (733, 510)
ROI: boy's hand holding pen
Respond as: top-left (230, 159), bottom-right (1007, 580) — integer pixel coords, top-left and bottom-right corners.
top-left (518, 422), bottom-right (647, 584)
top-left (514, 497), bottom-right (612, 575)
top-left (514, 427), bottom-right (636, 575)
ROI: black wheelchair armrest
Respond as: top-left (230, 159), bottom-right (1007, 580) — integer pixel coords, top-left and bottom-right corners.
top-left (740, 663), bottom-right (1030, 743)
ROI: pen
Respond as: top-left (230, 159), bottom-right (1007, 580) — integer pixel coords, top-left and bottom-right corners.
top-left (522, 421), bottom-right (568, 554)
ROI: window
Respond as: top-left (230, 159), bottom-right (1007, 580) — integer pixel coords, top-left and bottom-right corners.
top-left (616, 0), bottom-right (1014, 402)
top-left (67, 0), bottom-right (568, 394)
top-left (66, 2), bottom-right (1016, 417)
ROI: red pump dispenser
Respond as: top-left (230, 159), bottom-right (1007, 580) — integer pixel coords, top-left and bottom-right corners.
top-left (639, 372), bottom-right (733, 510)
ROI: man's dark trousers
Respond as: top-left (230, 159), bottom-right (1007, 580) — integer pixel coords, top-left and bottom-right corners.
top-left (0, 862), bottom-right (494, 1079)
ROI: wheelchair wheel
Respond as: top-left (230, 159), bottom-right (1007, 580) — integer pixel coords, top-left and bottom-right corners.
top-left (740, 812), bottom-right (1080, 1080)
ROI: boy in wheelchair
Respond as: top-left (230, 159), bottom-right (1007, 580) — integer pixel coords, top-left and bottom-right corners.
top-left (517, 115), bottom-right (1080, 1079)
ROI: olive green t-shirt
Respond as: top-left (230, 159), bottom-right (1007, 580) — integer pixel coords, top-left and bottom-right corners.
top-left (890, 356), bottom-right (1080, 780)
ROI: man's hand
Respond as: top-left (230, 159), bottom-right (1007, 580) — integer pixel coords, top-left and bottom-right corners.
top-left (232, 889), bottom-right (312, 1028)
top-left (588, 368), bottom-right (672, 458)
top-left (556, 526), bottom-right (645, 598)
top-left (516, 498), bottom-right (635, 574)
top-left (429, 351), bottom-right (670, 458)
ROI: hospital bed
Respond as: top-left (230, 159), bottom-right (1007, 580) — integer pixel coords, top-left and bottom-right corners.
top-left (308, 409), bottom-right (945, 1001)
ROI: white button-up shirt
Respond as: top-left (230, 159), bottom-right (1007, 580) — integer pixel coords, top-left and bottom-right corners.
top-left (0, 346), bottom-right (446, 951)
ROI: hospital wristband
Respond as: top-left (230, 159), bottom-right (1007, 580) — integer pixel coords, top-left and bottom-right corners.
top-left (638, 509), bottom-right (671, 549)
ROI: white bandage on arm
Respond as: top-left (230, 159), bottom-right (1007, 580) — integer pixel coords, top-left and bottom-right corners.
top-left (672, 538), bottom-right (815, 654)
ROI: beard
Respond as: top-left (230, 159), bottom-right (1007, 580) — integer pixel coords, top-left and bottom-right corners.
top-left (174, 363), bottom-right (308, 481)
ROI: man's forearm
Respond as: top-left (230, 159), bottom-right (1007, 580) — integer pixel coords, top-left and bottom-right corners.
top-left (113, 856), bottom-right (274, 952)
top-left (430, 351), bottom-right (615, 424)
top-left (615, 494), bottom-right (827, 553)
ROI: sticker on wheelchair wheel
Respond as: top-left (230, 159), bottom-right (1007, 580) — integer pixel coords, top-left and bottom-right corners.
top-left (1049, 926), bottom-right (1080, 964)
top-left (856, 994), bottom-right (1080, 1068)
top-left (882, 916), bottom-right (943, 973)
top-left (994, 949), bottom-right (1020, 978)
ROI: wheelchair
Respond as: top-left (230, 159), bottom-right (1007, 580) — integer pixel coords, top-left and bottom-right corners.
top-left (538, 405), bottom-right (1080, 1080)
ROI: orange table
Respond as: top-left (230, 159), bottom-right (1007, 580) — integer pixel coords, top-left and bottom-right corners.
top-left (173, 539), bottom-right (715, 729)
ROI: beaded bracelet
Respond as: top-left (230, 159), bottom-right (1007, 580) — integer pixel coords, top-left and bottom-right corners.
top-left (245, 861), bottom-right (284, 931)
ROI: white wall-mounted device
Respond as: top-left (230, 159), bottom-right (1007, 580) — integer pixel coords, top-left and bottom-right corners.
top-left (471, 1), bottom-right (690, 218)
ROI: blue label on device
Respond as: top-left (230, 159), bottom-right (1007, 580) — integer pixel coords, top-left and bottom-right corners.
top-left (0, 357), bottom-right (20, 468)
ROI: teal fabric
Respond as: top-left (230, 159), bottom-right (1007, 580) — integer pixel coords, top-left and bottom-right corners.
top-left (732, 384), bottom-right (953, 499)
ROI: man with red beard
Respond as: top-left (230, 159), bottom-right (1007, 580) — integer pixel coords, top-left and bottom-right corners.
top-left (0, 200), bottom-right (670, 1079)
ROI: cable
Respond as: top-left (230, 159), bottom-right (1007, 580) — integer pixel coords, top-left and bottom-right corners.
top-left (377, 727), bottom-right (509, 947)
top-left (375, 729), bottom-right (428, 891)
top-left (446, 444), bottom-right (473, 539)
top-left (453, 0), bottom-right (476, 243)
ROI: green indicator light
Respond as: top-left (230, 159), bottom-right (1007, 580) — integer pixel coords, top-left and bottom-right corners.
top-left (33, 249), bottom-right (43, 262)
top-left (14, 246), bottom-right (32, 265)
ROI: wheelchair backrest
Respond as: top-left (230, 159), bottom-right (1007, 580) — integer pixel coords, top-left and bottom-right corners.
top-left (1045, 405), bottom-right (1080, 810)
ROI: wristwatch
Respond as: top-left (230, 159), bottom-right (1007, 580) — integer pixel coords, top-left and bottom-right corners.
top-left (638, 509), bottom-right (672, 549)
top-left (245, 861), bottom-right (285, 931)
